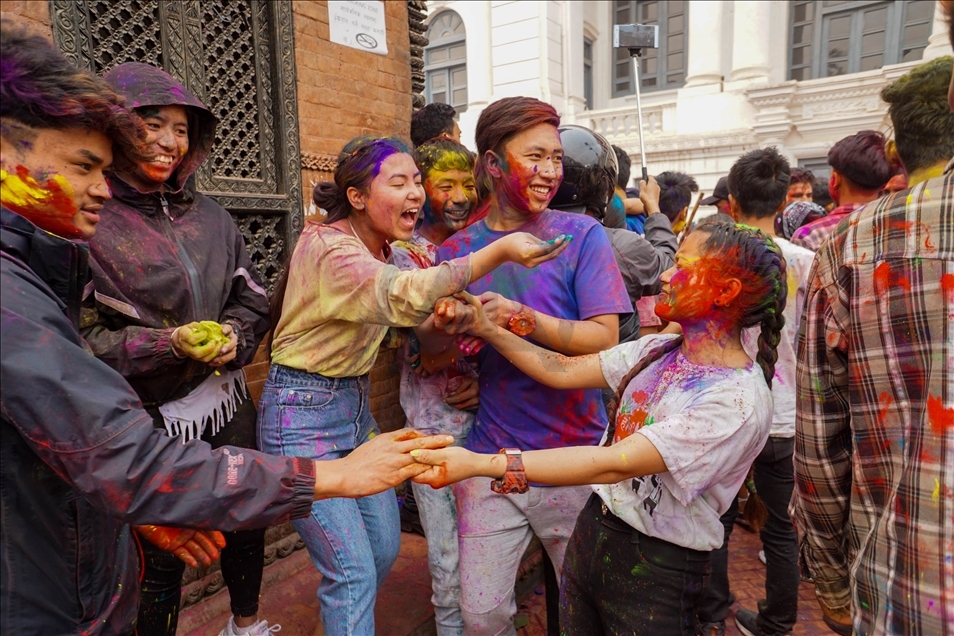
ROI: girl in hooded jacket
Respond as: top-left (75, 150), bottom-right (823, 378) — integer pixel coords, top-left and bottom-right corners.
top-left (81, 62), bottom-right (274, 636)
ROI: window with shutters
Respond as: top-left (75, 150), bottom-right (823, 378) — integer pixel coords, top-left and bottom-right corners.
top-left (424, 11), bottom-right (467, 112)
top-left (789, 1), bottom-right (934, 81)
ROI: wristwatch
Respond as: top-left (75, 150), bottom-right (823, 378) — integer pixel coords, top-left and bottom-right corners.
top-left (490, 448), bottom-right (529, 495)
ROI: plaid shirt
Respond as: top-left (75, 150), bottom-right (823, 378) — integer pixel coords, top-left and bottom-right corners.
top-left (792, 159), bottom-right (953, 635)
top-left (791, 201), bottom-right (867, 251)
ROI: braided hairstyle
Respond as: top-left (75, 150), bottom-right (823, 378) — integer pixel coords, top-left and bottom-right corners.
top-left (605, 216), bottom-right (787, 442)
top-left (695, 215), bottom-right (787, 387)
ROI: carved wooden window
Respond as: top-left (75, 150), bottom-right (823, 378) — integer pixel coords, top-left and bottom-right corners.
top-left (51, 0), bottom-right (304, 295)
top-left (789, 1), bottom-right (934, 81)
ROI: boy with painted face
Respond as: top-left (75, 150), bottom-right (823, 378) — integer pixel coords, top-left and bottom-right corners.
top-left (434, 97), bottom-right (631, 635)
top-left (391, 138), bottom-right (479, 636)
top-left (79, 62), bottom-right (281, 636)
top-left (0, 25), bottom-right (448, 636)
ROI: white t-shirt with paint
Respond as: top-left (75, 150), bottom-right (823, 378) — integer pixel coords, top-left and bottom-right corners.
top-left (596, 334), bottom-right (773, 551)
top-left (742, 236), bottom-right (815, 438)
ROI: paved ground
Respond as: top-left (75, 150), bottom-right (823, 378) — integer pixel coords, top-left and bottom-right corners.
top-left (180, 521), bottom-right (831, 636)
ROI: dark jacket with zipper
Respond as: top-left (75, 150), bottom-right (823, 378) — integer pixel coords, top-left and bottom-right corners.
top-left (0, 207), bottom-right (315, 636)
top-left (81, 62), bottom-right (269, 406)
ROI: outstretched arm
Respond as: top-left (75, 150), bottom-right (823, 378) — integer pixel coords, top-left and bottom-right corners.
top-left (477, 292), bottom-right (618, 356)
top-left (411, 429), bottom-right (666, 489)
top-left (454, 292), bottom-right (609, 390)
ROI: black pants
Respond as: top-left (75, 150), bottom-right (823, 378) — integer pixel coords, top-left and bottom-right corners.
top-left (697, 437), bottom-right (799, 634)
top-left (560, 494), bottom-right (711, 635)
top-left (137, 397), bottom-right (266, 636)
top-left (696, 496), bottom-right (738, 624)
top-left (753, 437), bottom-right (799, 634)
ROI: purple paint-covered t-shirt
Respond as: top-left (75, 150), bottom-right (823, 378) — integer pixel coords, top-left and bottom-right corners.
top-left (437, 210), bottom-right (632, 455)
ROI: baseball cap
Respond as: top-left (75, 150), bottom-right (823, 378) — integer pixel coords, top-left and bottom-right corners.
top-left (699, 177), bottom-right (729, 206)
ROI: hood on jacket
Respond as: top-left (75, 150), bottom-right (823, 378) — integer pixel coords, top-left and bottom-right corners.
top-left (104, 62), bottom-right (217, 192)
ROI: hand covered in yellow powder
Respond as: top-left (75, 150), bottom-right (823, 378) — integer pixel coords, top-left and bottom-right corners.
top-left (171, 321), bottom-right (230, 363)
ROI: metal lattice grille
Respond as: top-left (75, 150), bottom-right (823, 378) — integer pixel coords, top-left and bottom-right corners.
top-left (233, 215), bottom-right (285, 295)
top-left (87, 0), bottom-right (163, 71)
top-left (202, 1), bottom-right (262, 181)
top-left (51, 0), bottom-right (304, 298)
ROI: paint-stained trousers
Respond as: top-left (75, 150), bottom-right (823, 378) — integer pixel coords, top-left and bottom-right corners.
top-left (452, 477), bottom-right (591, 636)
top-left (560, 494), bottom-right (711, 635)
top-left (408, 413), bottom-right (472, 636)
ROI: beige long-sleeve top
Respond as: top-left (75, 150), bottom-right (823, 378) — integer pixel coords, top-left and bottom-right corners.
top-left (271, 223), bottom-right (471, 377)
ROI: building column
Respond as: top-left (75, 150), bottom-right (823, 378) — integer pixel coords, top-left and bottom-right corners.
top-left (563, 0), bottom-right (587, 119)
top-left (922, 1), bottom-right (952, 61)
top-left (730, 0), bottom-right (772, 83)
top-left (684, 0), bottom-right (724, 87)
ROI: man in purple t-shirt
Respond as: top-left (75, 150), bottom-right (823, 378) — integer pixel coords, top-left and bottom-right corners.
top-left (435, 97), bottom-right (631, 634)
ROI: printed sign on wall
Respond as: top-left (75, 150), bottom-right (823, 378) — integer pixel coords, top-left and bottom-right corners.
top-left (328, 0), bottom-right (388, 56)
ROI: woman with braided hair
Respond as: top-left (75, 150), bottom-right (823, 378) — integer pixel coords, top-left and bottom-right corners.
top-left (410, 216), bottom-right (786, 635)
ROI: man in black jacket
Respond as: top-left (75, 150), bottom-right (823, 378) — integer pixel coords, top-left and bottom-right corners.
top-left (0, 24), bottom-right (447, 636)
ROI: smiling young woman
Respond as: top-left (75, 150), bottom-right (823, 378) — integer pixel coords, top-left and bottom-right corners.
top-left (413, 216), bottom-right (787, 635)
top-left (259, 135), bottom-right (571, 635)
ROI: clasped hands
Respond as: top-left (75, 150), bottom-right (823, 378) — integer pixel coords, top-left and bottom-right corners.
top-left (171, 321), bottom-right (239, 367)
top-left (430, 290), bottom-right (528, 356)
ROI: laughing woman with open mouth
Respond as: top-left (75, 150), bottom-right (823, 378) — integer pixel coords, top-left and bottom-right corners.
top-left (259, 135), bottom-right (571, 635)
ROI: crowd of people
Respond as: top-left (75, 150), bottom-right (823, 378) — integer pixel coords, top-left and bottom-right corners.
top-left (1, 7), bottom-right (952, 636)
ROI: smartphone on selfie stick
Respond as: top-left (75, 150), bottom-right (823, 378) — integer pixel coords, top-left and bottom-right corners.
top-left (614, 24), bottom-right (659, 184)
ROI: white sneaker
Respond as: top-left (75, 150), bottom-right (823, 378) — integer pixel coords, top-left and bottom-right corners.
top-left (218, 616), bottom-right (282, 636)
top-left (758, 549), bottom-right (766, 565)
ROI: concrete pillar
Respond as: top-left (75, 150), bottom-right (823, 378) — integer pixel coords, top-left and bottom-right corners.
top-left (922, 1), bottom-right (952, 61)
top-left (730, 0), bottom-right (772, 83)
top-left (563, 0), bottom-right (587, 118)
top-left (685, 0), bottom-right (724, 87)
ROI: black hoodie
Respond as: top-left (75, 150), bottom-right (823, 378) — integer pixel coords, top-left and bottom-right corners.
top-left (0, 207), bottom-right (315, 635)
top-left (81, 62), bottom-right (269, 406)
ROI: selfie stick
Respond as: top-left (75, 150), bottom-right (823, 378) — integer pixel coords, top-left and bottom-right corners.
top-left (629, 47), bottom-right (649, 183)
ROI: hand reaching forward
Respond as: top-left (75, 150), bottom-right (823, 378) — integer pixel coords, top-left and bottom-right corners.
top-left (499, 232), bottom-right (572, 268)
top-left (316, 429), bottom-right (455, 499)
top-left (409, 446), bottom-right (491, 489)
top-left (134, 525), bottom-right (226, 568)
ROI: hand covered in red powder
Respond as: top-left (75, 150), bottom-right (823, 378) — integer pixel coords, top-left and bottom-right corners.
top-left (432, 296), bottom-right (478, 334)
top-left (134, 525), bottom-right (226, 568)
top-left (409, 446), bottom-right (488, 489)
top-left (443, 375), bottom-right (479, 411)
top-left (475, 292), bottom-right (520, 329)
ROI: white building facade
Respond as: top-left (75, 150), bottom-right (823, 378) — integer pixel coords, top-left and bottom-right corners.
top-left (423, 0), bottom-right (952, 197)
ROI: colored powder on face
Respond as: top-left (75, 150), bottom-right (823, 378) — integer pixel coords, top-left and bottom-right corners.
top-left (0, 165), bottom-right (78, 237)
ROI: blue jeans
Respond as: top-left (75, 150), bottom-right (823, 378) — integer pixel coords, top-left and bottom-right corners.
top-left (258, 364), bottom-right (400, 636)
top-left (408, 411), bottom-right (471, 636)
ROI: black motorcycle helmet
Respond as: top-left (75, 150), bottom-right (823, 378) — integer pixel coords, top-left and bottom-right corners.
top-left (551, 125), bottom-right (619, 224)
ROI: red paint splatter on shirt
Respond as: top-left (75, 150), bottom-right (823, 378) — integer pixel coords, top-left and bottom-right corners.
top-left (926, 395), bottom-right (953, 436)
